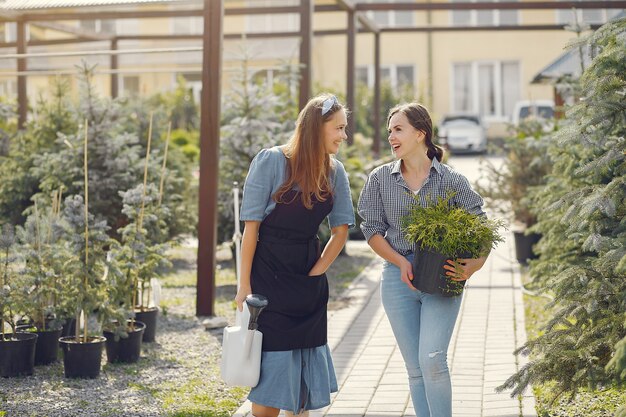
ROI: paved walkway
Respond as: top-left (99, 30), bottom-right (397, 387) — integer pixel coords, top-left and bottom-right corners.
top-left (233, 233), bottom-right (537, 417)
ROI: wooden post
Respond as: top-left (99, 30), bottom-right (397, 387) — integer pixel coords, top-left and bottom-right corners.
top-left (197, 0), bottom-right (223, 317)
top-left (111, 38), bottom-right (119, 98)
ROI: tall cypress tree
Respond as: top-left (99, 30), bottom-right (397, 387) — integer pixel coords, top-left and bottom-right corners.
top-left (499, 18), bottom-right (626, 401)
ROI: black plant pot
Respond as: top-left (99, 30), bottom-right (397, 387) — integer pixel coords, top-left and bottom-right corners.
top-left (513, 231), bottom-right (541, 265)
top-left (103, 321), bottom-right (146, 364)
top-left (16, 325), bottom-right (62, 365)
top-left (0, 332), bottom-right (38, 377)
top-left (411, 247), bottom-right (467, 297)
top-left (59, 336), bottom-right (106, 379)
top-left (60, 318), bottom-right (76, 338)
top-left (135, 307), bottom-right (158, 343)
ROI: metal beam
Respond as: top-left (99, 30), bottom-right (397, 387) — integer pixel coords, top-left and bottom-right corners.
top-left (356, 1), bottom-right (626, 10)
top-left (335, 0), bottom-right (380, 34)
top-left (380, 24), bottom-right (604, 32)
top-left (373, 32), bottom-right (381, 156)
top-left (299, 0), bottom-right (313, 110)
top-left (346, 8), bottom-right (356, 145)
top-left (17, 19), bottom-right (27, 129)
top-left (110, 38), bottom-right (118, 98)
top-left (196, 0), bottom-right (223, 317)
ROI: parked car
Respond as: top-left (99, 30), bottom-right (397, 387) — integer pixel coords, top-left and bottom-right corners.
top-left (437, 114), bottom-right (487, 154)
top-left (511, 99), bottom-right (555, 126)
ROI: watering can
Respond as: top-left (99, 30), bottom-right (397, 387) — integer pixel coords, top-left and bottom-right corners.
top-left (220, 294), bottom-right (268, 387)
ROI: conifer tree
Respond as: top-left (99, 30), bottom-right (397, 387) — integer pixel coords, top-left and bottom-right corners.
top-left (499, 18), bottom-right (626, 400)
top-left (217, 53), bottom-right (295, 243)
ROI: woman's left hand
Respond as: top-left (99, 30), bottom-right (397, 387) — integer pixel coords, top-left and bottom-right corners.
top-left (443, 257), bottom-right (487, 281)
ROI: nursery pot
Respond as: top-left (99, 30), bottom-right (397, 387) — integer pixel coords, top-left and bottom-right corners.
top-left (103, 320), bottom-right (146, 364)
top-left (411, 247), bottom-right (468, 297)
top-left (513, 231), bottom-right (541, 265)
top-left (0, 332), bottom-right (38, 377)
top-left (59, 336), bottom-right (106, 379)
top-left (16, 325), bottom-right (62, 365)
top-left (134, 307), bottom-right (158, 343)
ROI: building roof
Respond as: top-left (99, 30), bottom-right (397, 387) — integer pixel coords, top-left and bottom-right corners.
top-left (531, 43), bottom-right (593, 84)
top-left (0, 0), bottom-right (190, 10)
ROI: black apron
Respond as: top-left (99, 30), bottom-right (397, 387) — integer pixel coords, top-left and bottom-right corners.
top-left (251, 189), bottom-right (333, 352)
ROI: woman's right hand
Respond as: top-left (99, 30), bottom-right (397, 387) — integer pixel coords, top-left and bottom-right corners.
top-left (234, 284), bottom-right (252, 312)
top-left (398, 257), bottom-right (416, 290)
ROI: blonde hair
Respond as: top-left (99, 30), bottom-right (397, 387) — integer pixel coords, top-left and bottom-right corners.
top-left (274, 93), bottom-right (344, 209)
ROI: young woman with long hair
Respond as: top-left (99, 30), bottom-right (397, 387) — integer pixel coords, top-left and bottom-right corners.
top-left (236, 94), bottom-right (355, 417)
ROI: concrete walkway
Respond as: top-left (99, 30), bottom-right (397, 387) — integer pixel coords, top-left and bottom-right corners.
top-left (233, 233), bottom-right (537, 417)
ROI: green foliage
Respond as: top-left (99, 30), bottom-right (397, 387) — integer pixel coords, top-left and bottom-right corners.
top-left (499, 18), bottom-right (626, 400)
top-left (149, 75), bottom-right (199, 131)
top-left (218, 55), bottom-right (295, 243)
top-left (402, 193), bottom-right (505, 258)
top-left (16, 202), bottom-right (66, 330)
top-left (57, 195), bottom-right (114, 340)
top-left (0, 224), bottom-right (21, 338)
top-left (113, 184), bottom-right (171, 319)
top-left (476, 118), bottom-right (553, 227)
top-left (0, 79), bottom-right (76, 226)
top-left (355, 80), bottom-right (415, 146)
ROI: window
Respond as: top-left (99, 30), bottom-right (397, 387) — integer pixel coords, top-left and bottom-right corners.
top-left (0, 80), bottom-right (17, 98)
top-left (452, 61), bottom-right (520, 119)
top-left (556, 1), bottom-right (622, 25)
top-left (245, 0), bottom-right (299, 33)
top-left (172, 17), bottom-right (203, 35)
top-left (355, 65), bottom-right (415, 91)
top-left (1, 23), bottom-right (17, 42)
top-left (80, 20), bottom-right (115, 34)
top-left (116, 19), bottom-right (139, 36)
top-left (362, 0), bottom-right (415, 28)
top-left (451, 0), bottom-right (519, 26)
top-left (121, 76), bottom-right (140, 97)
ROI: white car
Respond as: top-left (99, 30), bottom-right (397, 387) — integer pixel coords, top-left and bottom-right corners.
top-left (438, 114), bottom-right (487, 154)
top-left (511, 100), bottom-right (555, 126)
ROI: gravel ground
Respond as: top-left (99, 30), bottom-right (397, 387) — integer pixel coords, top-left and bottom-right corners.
top-left (0, 240), bottom-right (375, 417)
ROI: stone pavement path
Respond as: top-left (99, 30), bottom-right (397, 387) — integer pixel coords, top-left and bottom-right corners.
top-left (234, 234), bottom-right (537, 417)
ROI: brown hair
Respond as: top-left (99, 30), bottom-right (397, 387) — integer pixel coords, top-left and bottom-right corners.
top-left (387, 102), bottom-right (444, 161)
top-left (273, 93), bottom-right (344, 209)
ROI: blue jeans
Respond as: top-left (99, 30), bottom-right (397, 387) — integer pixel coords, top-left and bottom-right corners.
top-left (381, 255), bottom-right (463, 417)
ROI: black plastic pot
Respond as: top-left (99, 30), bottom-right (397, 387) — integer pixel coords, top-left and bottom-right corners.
top-left (60, 318), bottom-right (76, 338)
top-left (513, 231), bottom-right (541, 265)
top-left (411, 247), bottom-right (468, 297)
top-left (134, 307), bottom-right (158, 343)
top-left (103, 321), bottom-right (146, 364)
top-left (0, 332), bottom-right (38, 377)
top-left (16, 325), bottom-right (62, 365)
top-left (59, 336), bottom-right (106, 379)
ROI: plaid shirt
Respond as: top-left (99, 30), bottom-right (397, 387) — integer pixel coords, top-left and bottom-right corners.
top-left (357, 157), bottom-right (485, 255)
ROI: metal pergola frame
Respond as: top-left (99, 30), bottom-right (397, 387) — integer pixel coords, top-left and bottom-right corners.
top-left (0, 0), bottom-right (623, 316)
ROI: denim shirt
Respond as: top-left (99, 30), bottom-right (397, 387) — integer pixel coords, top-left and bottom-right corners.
top-left (358, 157), bottom-right (485, 255)
top-left (240, 146), bottom-right (355, 229)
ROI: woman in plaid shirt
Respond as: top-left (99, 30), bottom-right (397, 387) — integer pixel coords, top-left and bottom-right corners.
top-left (358, 103), bottom-right (488, 417)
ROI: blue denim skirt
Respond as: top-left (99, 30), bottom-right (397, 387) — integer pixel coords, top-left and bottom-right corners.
top-left (248, 344), bottom-right (338, 413)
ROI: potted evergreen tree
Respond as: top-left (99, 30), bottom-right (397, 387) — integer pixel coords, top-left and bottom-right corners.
top-left (115, 183), bottom-right (170, 344)
top-left (16, 199), bottom-right (66, 365)
top-left (0, 224), bottom-right (38, 377)
top-left (402, 194), bottom-right (505, 296)
top-left (476, 118), bottom-right (552, 265)
top-left (57, 194), bottom-right (113, 378)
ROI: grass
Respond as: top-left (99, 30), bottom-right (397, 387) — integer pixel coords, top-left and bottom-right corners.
top-left (522, 272), bottom-right (626, 417)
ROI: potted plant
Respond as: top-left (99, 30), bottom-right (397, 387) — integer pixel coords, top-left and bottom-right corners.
top-left (476, 118), bottom-right (552, 264)
top-left (0, 224), bottom-right (38, 377)
top-left (16, 198), bottom-right (66, 365)
top-left (57, 194), bottom-right (113, 378)
top-left (116, 183), bottom-right (170, 343)
top-left (402, 193), bottom-right (505, 297)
